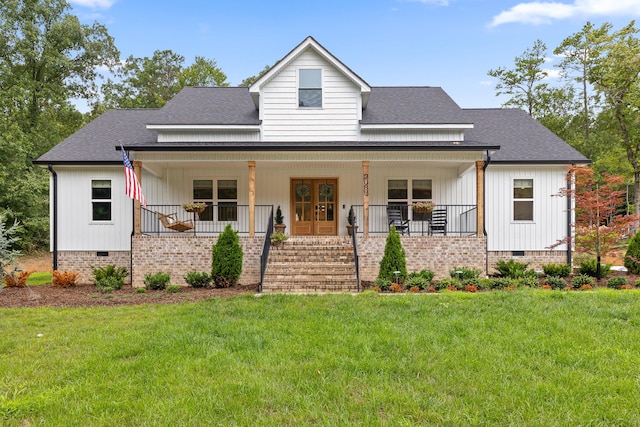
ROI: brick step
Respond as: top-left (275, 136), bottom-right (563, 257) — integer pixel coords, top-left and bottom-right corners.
top-left (266, 265), bottom-right (355, 274)
top-left (268, 256), bottom-right (354, 263)
top-left (262, 284), bottom-right (359, 293)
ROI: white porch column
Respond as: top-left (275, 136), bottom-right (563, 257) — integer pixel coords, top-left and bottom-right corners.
top-left (476, 160), bottom-right (484, 237)
top-left (248, 161), bottom-right (256, 237)
top-left (362, 161), bottom-right (370, 238)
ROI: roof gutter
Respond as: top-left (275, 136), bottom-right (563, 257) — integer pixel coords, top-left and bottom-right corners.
top-left (483, 150), bottom-right (492, 276)
top-left (47, 164), bottom-right (58, 271)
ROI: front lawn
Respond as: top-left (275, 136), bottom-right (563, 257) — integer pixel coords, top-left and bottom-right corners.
top-left (1, 290), bottom-right (639, 425)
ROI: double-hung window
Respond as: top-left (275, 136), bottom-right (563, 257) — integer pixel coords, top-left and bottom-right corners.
top-left (388, 179), bottom-right (433, 219)
top-left (192, 179), bottom-right (238, 221)
top-left (91, 179), bottom-right (111, 221)
top-left (299, 69), bottom-right (322, 107)
top-left (513, 179), bottom-right (533, 221)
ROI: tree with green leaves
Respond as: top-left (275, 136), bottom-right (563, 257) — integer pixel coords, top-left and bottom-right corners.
top-left (1, 215), bottom-right (22, 285)
top-left (100, 50), bottom-right (228, 110)
top-left (488, 39), bottom-right (549, 116)
top-left (586, 21), bottom-right (640, 216)
top-left (240, 64), bottom-right (272, 87)
top-left (0, 0), bottom-right (119, 133)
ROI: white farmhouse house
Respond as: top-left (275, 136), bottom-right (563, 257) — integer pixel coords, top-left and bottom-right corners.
top-left (36, 36), bottom-right (588, 291)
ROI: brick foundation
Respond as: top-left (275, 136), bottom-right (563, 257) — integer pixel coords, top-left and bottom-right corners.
top-left (131, 235), bottom-right (263, 287)
top-left (487, 250), bottom-right (569, 274)
top-left (57, 251), bottom-right (132, 284)
top-left (358, 235), bottom-right (487, 281)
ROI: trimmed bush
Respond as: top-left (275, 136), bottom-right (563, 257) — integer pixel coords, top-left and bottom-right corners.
top-left (405, 275), bottom-right (429, 290)
top-left (166, 285), bottom-right (182, 293)
top-left (372, 277), bottom-right (392, 291)
top-left (607, 276), bottom-right (628, 289)
top-left (3, 271), bottom-right (32, 288)
top-left (517, 276), bottom-right (539, 288)
top-left (571, 274), bottom-right (596, 289)
top-left (211, 224), bottom-right (243, 287)
top-left (434, 277), bottom-right (457, 291)
top-left (92, 265), bottom-right (128, 291)
top-left (377, 226), bottom-right (407, 282)
top-left (545, 276), bottom-right (567, 290)
top-left (494, 259), bottom-right (530, 278)
top-left (184, 271), bottom-right (211, 288)
top-left (489, 277), bottom-right (514, 290)
top-left (542, 263), bottom-right (571, 278)
top-left (144, 272), bottom-right (170, 290)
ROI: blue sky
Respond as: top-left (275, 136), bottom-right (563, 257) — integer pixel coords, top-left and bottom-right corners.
top-left (69, 0), bottom-right (640, 109)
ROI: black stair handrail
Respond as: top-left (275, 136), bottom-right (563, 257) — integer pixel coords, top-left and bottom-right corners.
top-left (351, 205), bottom-right (360, 292)
top-left (259, 206), bottom-right (274, 293)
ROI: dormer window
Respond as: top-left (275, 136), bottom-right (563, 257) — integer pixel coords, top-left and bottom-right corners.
top-left (299, 69), bottom-right (322, 107)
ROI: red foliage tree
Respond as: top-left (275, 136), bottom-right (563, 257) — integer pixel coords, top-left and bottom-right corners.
top-left (556, 165), bottom-right (638, 278)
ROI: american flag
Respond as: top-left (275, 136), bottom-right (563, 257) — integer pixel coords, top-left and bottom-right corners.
top-left (121, 146), bottom-right (147, 207)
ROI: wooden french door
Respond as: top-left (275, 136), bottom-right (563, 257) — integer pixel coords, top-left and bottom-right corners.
top-left (291, 178), bottom-right (338, 236)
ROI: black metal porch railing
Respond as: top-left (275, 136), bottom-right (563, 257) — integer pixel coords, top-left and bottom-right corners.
top-left (141, 205), bottom-right (273, 235)
top-left (351, 204), bottom-right (478, 236)
top-left (351, 207), bottom-right (360, 292)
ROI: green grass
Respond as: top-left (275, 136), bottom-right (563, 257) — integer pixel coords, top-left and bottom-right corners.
top-left (1, 290), bottom-right (640, 426)
top-left (25, 272), bottom-right (52, 286)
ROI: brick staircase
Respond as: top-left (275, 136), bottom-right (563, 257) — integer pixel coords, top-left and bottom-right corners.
top-left (261, 236), bottom-right (359, 293)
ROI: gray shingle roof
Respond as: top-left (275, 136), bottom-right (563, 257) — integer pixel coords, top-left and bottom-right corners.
top-left (35, 109), bottom-right (159, 164)
top-left (148, 87), bottom-right (259, 125)
top-left (35, 87), bottom-right (588, 165)
top-left (463, 108), bottom-right (589, 163)
top-left (362, 87), bottom-right (469, 124)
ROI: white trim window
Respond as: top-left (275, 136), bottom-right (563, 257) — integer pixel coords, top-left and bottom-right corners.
top-left (298, 69), bottom-right (322, 108)
top-left (388, 179), bottom-right (433, 218)
top-left (513, 178), bottom-right (533, 221)
top-left (91, 179), bottom-right (111, 221)
top-left (192, 179), bottom-right (238, 221)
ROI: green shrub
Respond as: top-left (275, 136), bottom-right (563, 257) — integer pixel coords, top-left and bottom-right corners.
top-left (517, 276), bottom-right (539, 288)
top-left (571, 274), bottom-right (596, 289)
top-left (542, 263), bottom-right (571, 278)
top-left (489, 277), bottom-right (514, 290)
top-left (373, 277), bottom-right (391, 291)
top-left (478, 278), bottom-right (494, 291)
top-left (377, 226), bottom-right (407, 282)
top-left (449, 266), bottom-right (481, 280)
top-left (405, 275), bottom-right (429, 290)
top-left (211, 224), bottom-right (243, 288)
top-left (135, 287), bottom-right (146, 294)
top-left (578, 258), bottom-right (611, 278)
top-left (606, 276), bottom-right (628, 289)
top-left (494, 259), bottom-right (530, 278)
top-left (144, 272), bottom-right (170, 290)
top-left (92, 265), bottom-right (128, 291)
top-left (184, 271), bottom-right (211, 288)
top-left (460, 277), bottom-right (480, 291)
top-left (635, 278), bottom-right (640, 288)
top-left (545, 276), bottom-right (567, 290)
top-left (166, 285), bottom-right (182, 293)
top-left (624, 230), bottom-right (640, 274)
top-left (434, 277), bottom-right (458, 291)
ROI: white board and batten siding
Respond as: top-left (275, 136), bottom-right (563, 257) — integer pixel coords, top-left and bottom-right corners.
top-left (485, 165), bottom-right (569, 251)
top-left (52, 167), bottom-right (133, 251)
top-left (260, 50), bottom-right (362, 142)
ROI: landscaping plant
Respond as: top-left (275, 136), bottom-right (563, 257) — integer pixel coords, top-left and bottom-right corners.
top-left (211, 224), bottom-right (243, 287)
top-left (624, 229), bottom-right (640, 274)
top-left (92, 265), bottom-right (128, 291)
top-left (144, 272), bottom-right (170, 290)
top-left (377, 225), bottom-right (406, 283)
top-left (0, 215), bottom-right (21, 288)
top-left (184, 271), bottom-right (211, 288)
top-left (542, 263), bottom-right (571, 278)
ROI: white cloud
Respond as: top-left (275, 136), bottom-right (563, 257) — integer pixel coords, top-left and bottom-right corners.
top-left (479, 80), bottom-right (493, 86)
top-left (489, 0), bottom-right (640, 27)
top-left (69, 0), bottom-right (117, 9)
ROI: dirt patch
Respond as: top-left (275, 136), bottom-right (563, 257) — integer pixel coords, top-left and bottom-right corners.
top-left (0, 283), bottom-right (259, 308)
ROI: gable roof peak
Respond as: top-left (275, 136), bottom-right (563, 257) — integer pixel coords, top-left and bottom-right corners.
top-left (248, 36), bottom-right (371, 108)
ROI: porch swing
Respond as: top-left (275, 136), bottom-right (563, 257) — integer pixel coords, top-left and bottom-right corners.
top-left (156, 212), bottom-right (194, 232)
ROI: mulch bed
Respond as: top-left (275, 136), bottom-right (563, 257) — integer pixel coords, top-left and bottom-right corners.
top-left (0, 283), bottom-right (259, 308)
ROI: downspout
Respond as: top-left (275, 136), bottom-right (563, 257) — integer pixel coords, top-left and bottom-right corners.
top-left (47, 165), bottom-right (58, 271)
top-left (566, 168), bottom-right (573, 267)
top-left (483, 151), bottom-right (492, 275)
